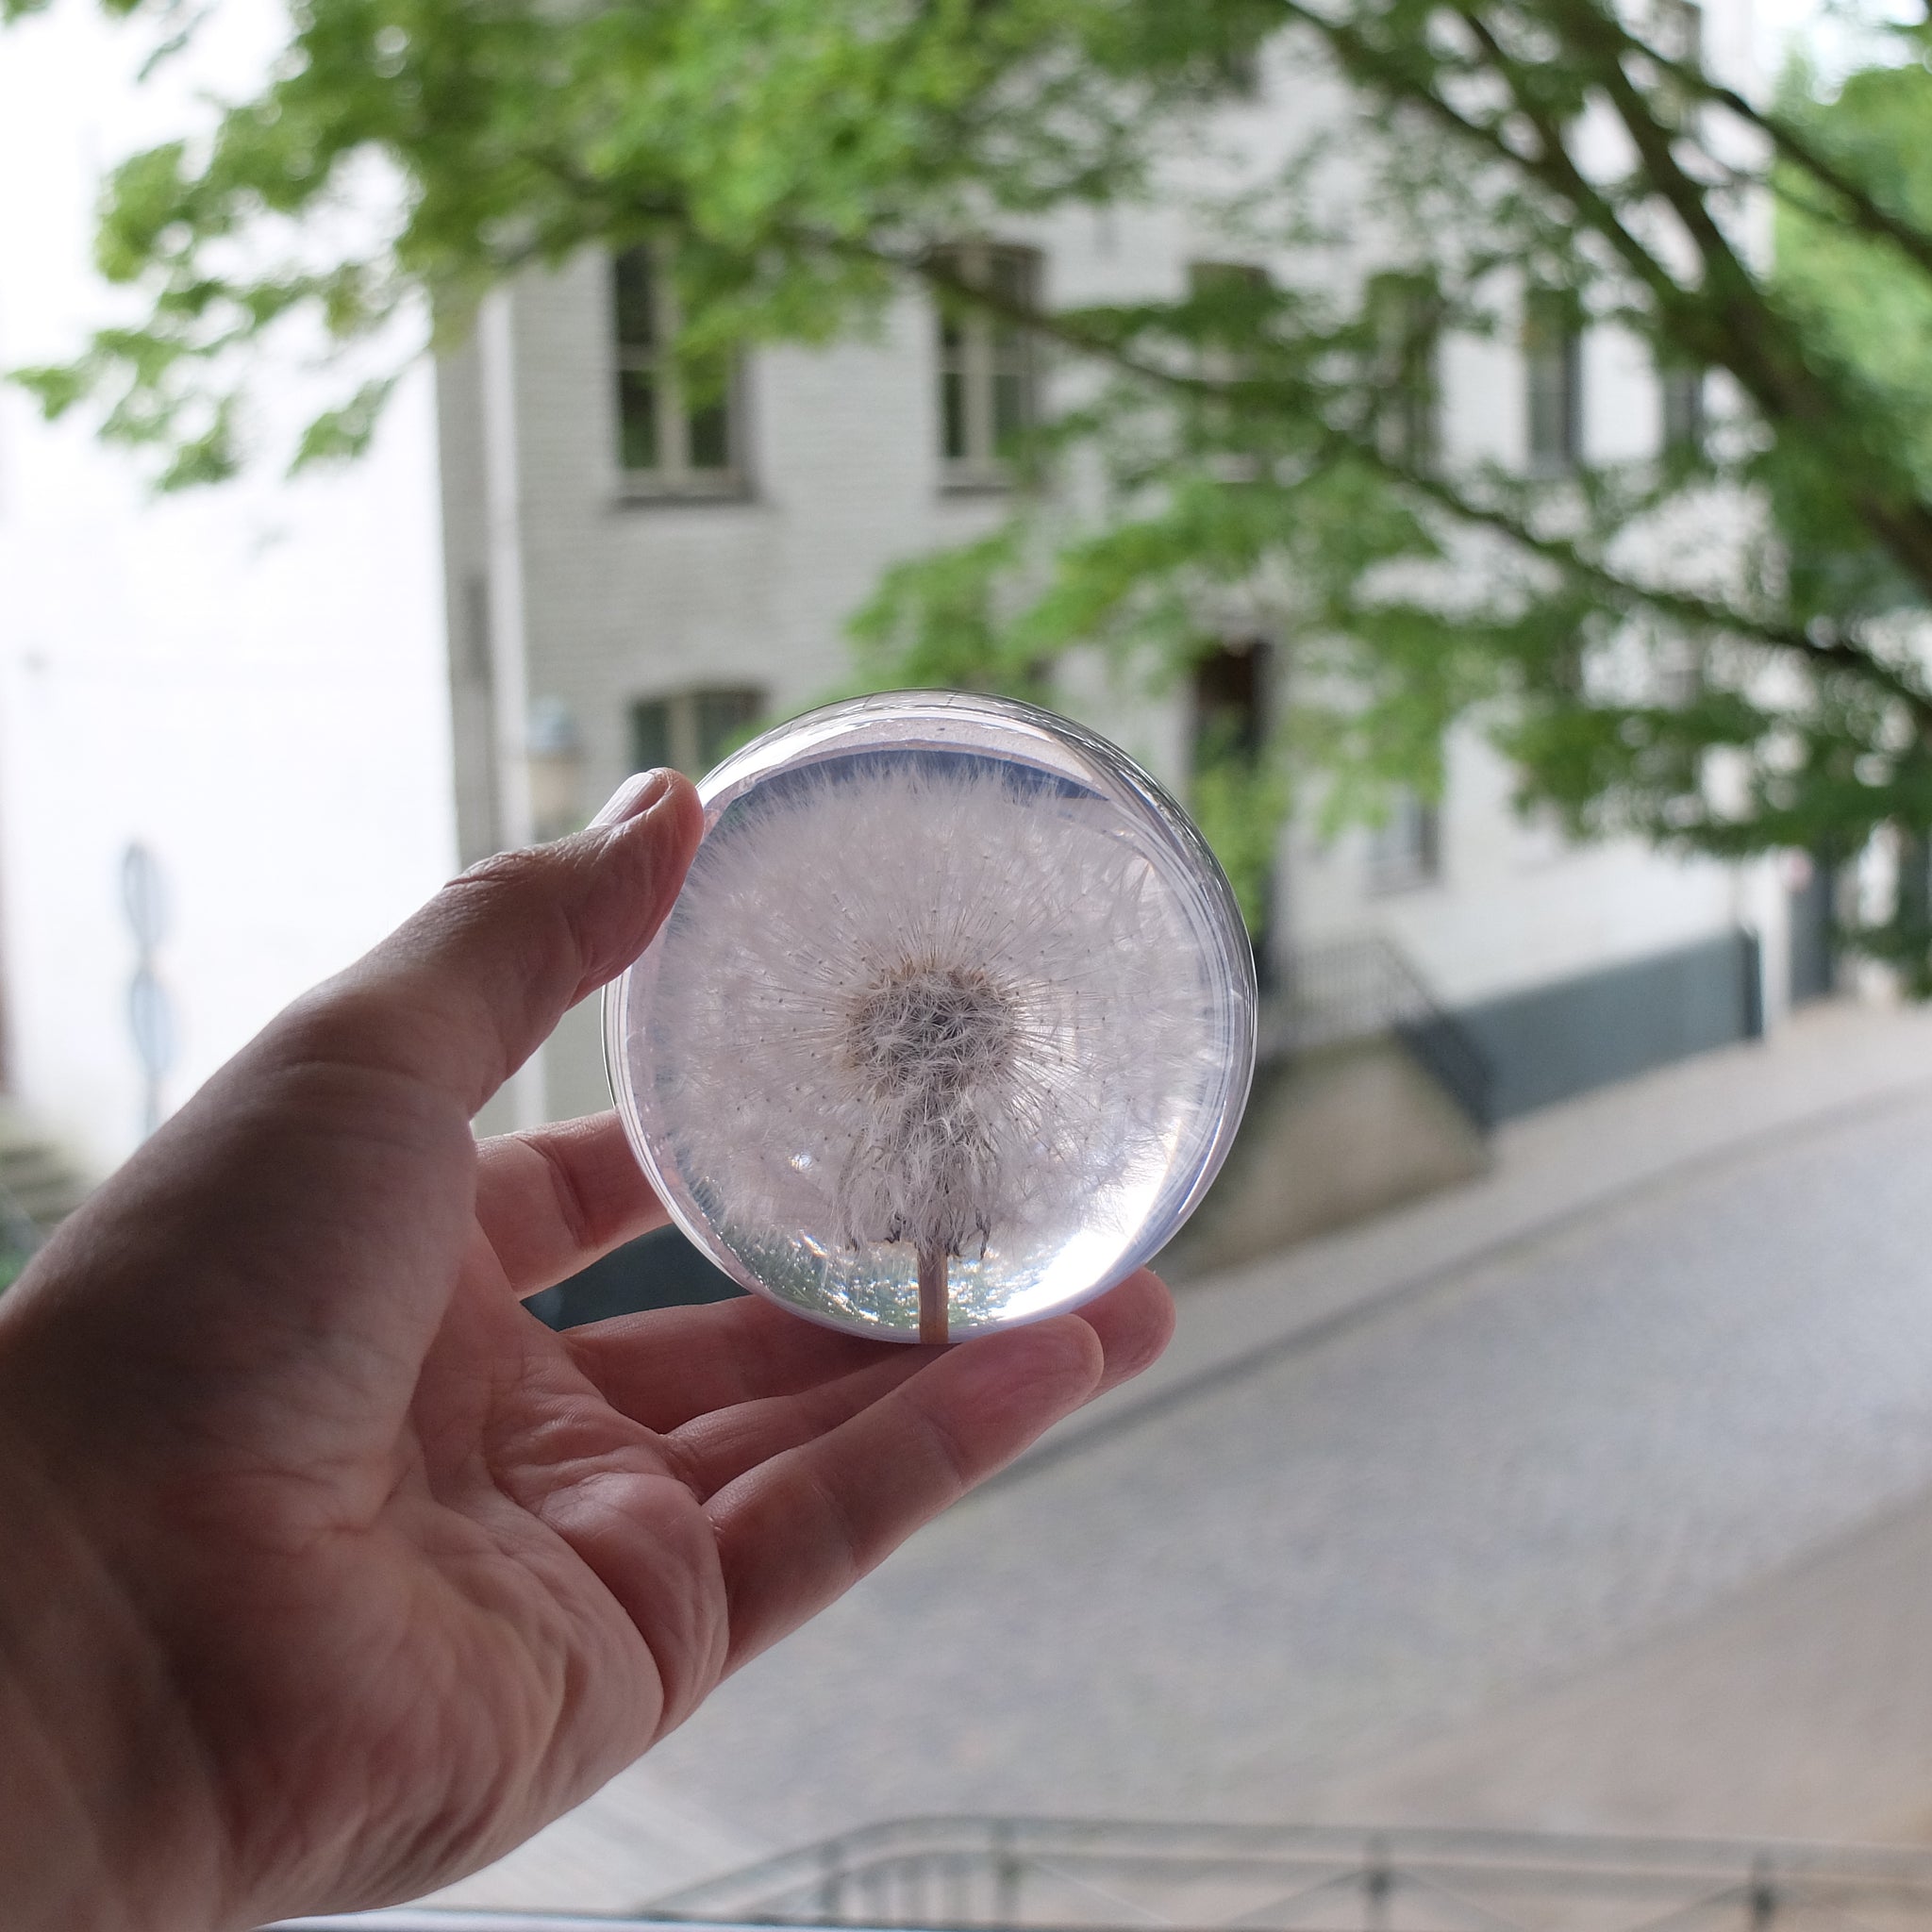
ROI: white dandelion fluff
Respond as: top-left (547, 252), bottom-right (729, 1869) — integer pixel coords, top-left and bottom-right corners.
top-left (608, 693), bottom-right (1257, 1341)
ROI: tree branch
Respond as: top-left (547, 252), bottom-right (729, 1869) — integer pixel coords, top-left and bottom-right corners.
top-left (1598, 11), bottom-right (1932, 284)
top-left (1552, 0), bottom-right (1932, 591)
top-left (822, 208), bottom-right (1932, 726)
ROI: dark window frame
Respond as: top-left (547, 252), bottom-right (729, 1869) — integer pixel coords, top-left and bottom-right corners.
top-left (1367, 271), bottom-right (1444, 474)
top-left (629, 686), bottom-right (765, 778)
top-left (1643, 0), bottom-right (1704, 123)
top-left (1186, 259), bottom-right (1274, 481)
top-left (612, 244), bottom-right (748, 501)
top-left (932, 242), bottom-right (1044, 491)
top-left (1191, 639), bottom-right (1278, 969)
top-left (1524, 288), bottom-right (1585, 474)
top-left (1366, 787), bottom-right (1444, 895)
top-left (1659, 356), bottom-right (1706, 455)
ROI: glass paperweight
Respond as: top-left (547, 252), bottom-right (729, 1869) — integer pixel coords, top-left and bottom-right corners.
top-left (605, 691), bottom-right (1258, 1341)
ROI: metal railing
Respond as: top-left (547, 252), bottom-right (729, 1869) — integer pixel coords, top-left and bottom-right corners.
top-left (654, 1816), bottom-right (1932, 1931)
top-left (1264, 935), bottom-right (1493, 1131)
top-left (269, 1917), bottom-right (658, 1930)
top-left (264, 1817), bottom-right (1932, 1931)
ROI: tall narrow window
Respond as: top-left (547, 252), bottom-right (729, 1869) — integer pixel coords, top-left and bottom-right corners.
top-left (1188, 261), bottom-right (1271, 478)
top-left (1659, 356), bottom-right (1705, 454)
top-left (1367, 788), bottom-right (1442, 894)
top-left (1655, 634), bottom-right (1705, 708)
top-left (1524, 289), bottom-right (1583, 473)
top-left (1188, 260), bottom-right (1271, 359)
top-left (933, 242), bottom-right (1042, 489)
top-left (1367, 272), bottom-right (1442, 472)
top-left (1212, 42), bottom-right (1263, 98)
top-left (1192, 640), bottom-right (1270, 768)
top-left (1191, 641), bottom-right (1276, 969)
top-left (613, 245), bottom-right (742, 495)
top-left (1643, 0), bottom-right (1703, 121)
top-left (630, 686), bottom-right (764, 776)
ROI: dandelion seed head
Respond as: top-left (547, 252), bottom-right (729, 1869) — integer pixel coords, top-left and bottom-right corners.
top-left (608, 694), bottom-right (1257, 1340)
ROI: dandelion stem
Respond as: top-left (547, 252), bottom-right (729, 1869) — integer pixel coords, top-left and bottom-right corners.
top-left (918, 1244), bottom-right (950, 1346)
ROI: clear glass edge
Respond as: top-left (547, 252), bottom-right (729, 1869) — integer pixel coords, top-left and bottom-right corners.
top-left (602, 691), bottom-right (1261, 1339)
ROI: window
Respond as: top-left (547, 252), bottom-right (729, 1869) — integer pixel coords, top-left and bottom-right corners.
top-left (1212, 43), bottom-right (1264, 99)
top-left (630, 687), bottom-right (764, 777)
top-left (1645, 0), bottom-right (1702, 64)
top-left (1660, 357), bottom-right (1705, 455)
top-left (1191, 640), bottom-right (1271, 769)
top-left (1367, 787), bottom-right (1441, 894)
top-left (933, 242), bottom-right (1042, 488)
top-left (1642, 0), bottom-right (1703, 121)
top-left (1656, 634), bottom-right (1705, 708)
top-left (1367, 272), bottom-right (1442, 472)
top-left (1188, 261), bottom-right (1272, 477)
top-left (612, 245), bottom-right (742, 495)
top-left (1189, 259), bottom-right (1271, 358)
top-left (1524, 289), bottom-right (1583, 473)
top-left (1191, 641), bottom-right (1276, 969)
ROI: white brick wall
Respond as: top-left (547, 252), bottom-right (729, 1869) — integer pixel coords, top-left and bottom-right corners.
top-left (0, 0), bottom-right (1781, 1169)
top-left (0, 0), bottom-right (458, 1174)
top-left (467, 10), bottom-right (1778, 1122)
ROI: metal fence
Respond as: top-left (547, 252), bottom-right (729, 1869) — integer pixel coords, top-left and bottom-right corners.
top-left (263, 1817), bottom-right (1932, 1931)
top-left (648, 1816), bottom-right (1932, 1932)
top-left (1265, 935), bottom-right (1493, 1130)
top-left (269, 1916), bottom-right (662, 1931)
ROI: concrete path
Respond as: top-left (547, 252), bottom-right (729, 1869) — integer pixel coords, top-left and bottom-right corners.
top-left (1044, 995), bottom-right (1932, 1474)
top-left (1312, 1486), bottom-right (1932, 1844)
top-left (424, 998), bottom-right (1932, 1915)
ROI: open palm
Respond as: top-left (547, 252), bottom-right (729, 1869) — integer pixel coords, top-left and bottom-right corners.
top-left (0, 774), bottom-right (1173, 1932)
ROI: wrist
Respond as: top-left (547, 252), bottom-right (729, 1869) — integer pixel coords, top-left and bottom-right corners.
top-left (0, 1345), bottom-right (228, 1932)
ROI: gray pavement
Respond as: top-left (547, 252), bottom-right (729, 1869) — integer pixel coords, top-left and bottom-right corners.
top-left (426, 999), bottom-right (1932, 1914)
top-left (1316, 1485), bottom-right (1932, 1841)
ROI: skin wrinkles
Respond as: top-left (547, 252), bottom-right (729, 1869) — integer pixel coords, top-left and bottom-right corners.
top-left (0, 771), bottom-right (1173, 1929)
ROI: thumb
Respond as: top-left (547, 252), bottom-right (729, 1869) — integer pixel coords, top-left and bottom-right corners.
top-left (268, 769), bottom-right (702, 1117)
top-left (0, 772), bottom-right (703, 1455)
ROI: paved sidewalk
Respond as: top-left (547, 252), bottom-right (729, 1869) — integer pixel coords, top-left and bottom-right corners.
top-left (1039, 995), bottom-right (1932, 1473)
top-left (1312, 1484), bottom-right (1932, 1843)
top-left (424, 997), bottom-right (1932, 1913)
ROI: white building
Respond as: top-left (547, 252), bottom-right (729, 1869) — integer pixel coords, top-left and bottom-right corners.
top-left (0, 1), bottom-right (459, 1178)
top-left (0, 0), bottom-right (1805, 1187)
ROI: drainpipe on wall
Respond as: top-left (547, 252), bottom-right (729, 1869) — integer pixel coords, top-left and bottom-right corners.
top-left (476, 283), bottom-right (548, 1130)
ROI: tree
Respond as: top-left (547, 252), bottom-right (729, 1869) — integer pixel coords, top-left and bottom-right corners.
top-left (10, 0), bottom-right (1932, 958)
top-left (1766, 42), bottom-right (1932, 971)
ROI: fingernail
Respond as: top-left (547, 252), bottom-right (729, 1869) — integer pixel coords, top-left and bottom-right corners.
top-left (592, 769), bottom-right (675, 829)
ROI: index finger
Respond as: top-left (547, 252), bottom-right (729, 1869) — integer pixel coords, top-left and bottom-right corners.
top-left (706, 1315), bottom-right (1107, 1673)
top-left (475, 1112), bottom-right (669, 1296)
top-left (567, 1294), bottom-right (911, 1428)
top-left (566, 1266), bottom-right (1174, 1431)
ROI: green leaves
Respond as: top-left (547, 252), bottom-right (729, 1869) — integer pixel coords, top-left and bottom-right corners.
top-left (292, 375), bottom-right (396, 467)
top-left (11, 0), bottom-right (1932, 958)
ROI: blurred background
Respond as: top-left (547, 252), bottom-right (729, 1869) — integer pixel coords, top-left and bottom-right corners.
top-left (6, 0), bottom-right (1932, 1920)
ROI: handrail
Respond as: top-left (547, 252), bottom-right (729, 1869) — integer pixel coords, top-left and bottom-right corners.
top-left (261, 1818), bottom-right (1932, 1931)
top-left (268, 1915), bottom-right (652, 1930)
top-left (648, 1815), bottom-right (1932, 1931)
top-left (1263, 935), bottom-right (1492, 1129)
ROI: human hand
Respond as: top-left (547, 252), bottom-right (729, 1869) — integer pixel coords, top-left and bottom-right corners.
top-left (0, 772), bottom-right (1174, 1932)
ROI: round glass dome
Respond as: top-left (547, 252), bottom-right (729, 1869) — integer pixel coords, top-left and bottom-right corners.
top-left (606, 691), bottom-right (1257, 1341)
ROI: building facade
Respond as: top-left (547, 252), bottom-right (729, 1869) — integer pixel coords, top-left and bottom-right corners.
top-left (0, 0), bottom-right (1807, 1183)
top-left (439, 33), bottom-right (1793, 1132)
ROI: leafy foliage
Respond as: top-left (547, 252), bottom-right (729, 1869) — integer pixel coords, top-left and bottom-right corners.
top-left (10, 0), bottom-right (1932, 958)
